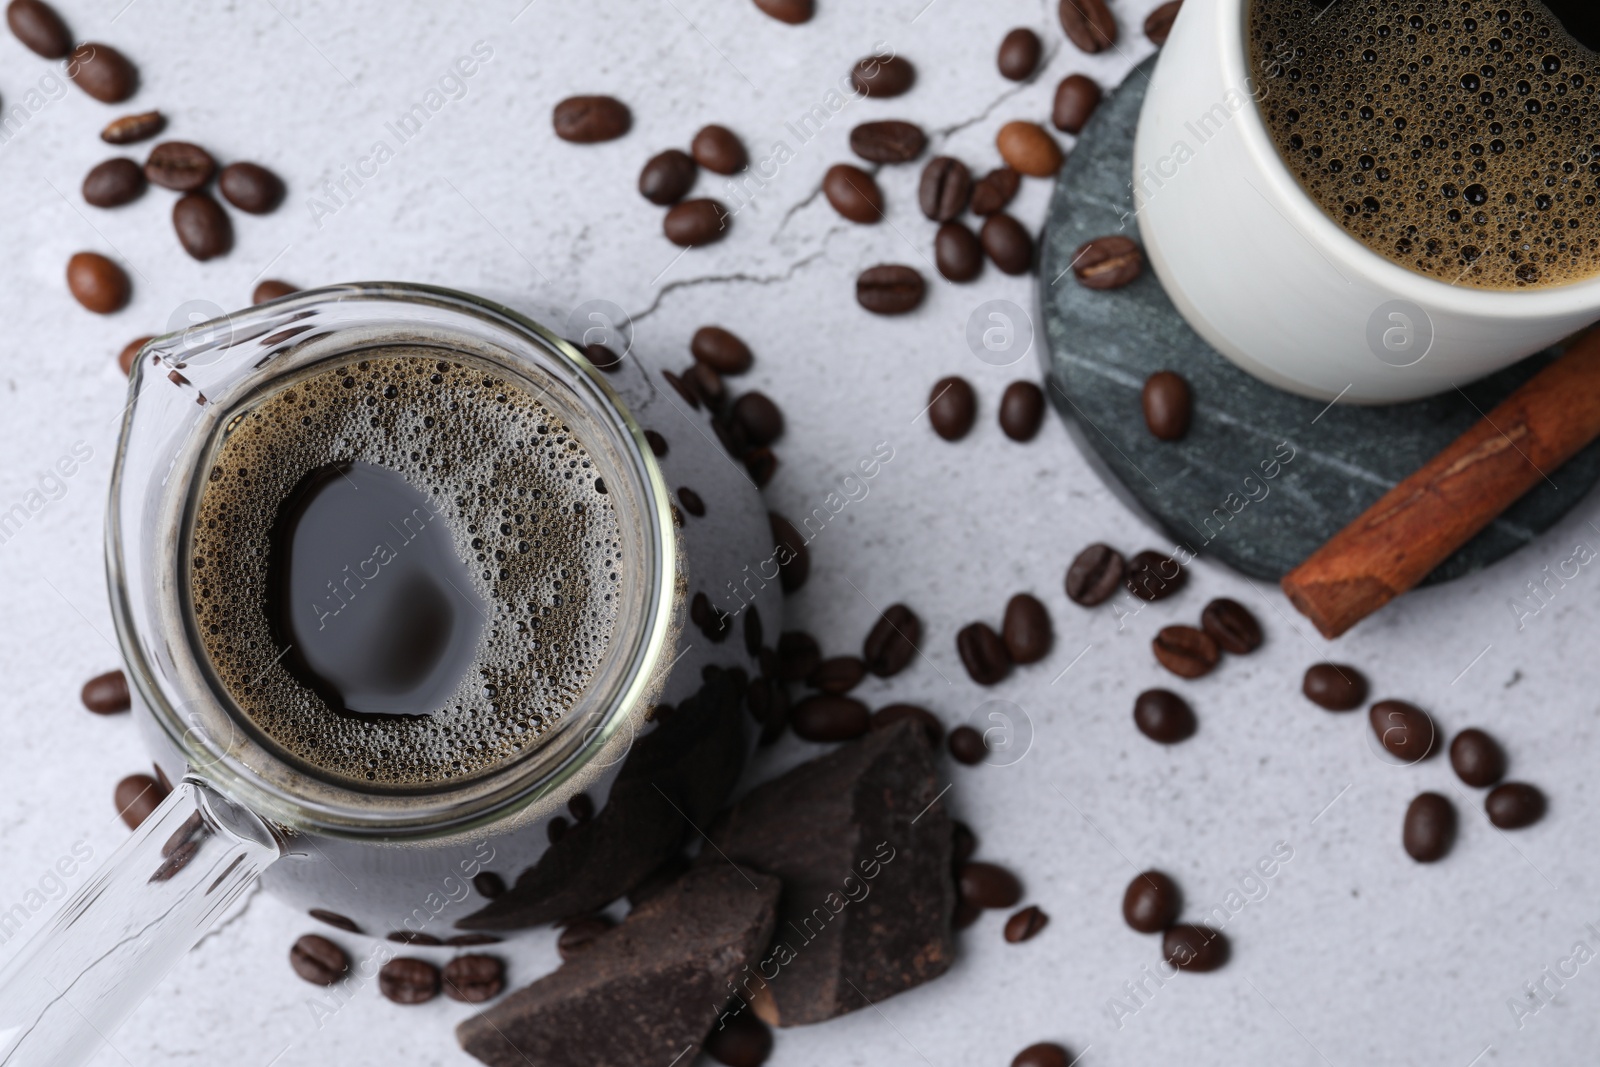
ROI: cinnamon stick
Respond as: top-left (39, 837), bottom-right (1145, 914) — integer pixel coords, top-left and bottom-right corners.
top-left (1282, 331), bottom-right (1600, 638)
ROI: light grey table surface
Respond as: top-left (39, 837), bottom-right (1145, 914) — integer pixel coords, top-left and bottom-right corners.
top-left (0, 1), bottom-right (1596, 1065)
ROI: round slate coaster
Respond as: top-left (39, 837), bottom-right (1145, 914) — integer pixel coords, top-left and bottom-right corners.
top-left (1036, 56), bottom-right (1600, 585)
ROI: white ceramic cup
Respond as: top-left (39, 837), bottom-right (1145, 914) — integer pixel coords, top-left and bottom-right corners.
top-left (1132, 0), bottom-right (1600, 404)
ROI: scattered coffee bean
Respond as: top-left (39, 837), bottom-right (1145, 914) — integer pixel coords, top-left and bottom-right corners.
top-left (981, 212), bottom-right (1034, 275)
top-left (644, 429), bottom-right (669, 457)
top-left (971, 166), bottom-right (1021, 215)
top-left (704, 1011), bottom-right (774, 1067)
top-left (1403, 792), bottom-right (1456, 863)
top-left (1065, 543), bottom-right (1126, 605)
top-left (790, 695), bottom-right (871, 742)
top-left (851, 54), bottom-right (915, 97)
top-left (678, 486), bottom-right (707, 517)
top-left (957, 621), bottom-right (1012, 685)
top-left (638, 149), bottom-right (697, 205)
top-left (309, 908), bottom-right (362, 932)
top-left (552, 95), bottom-right (631, 143)
top-left (1124, 550), bottom-right (1185, 601)
top-left (1450, 728), bottom-right (1506, 788)
top-left (691, 326), bottom-right (753, 374)
top-left (1133, 688), bottom-right (1196, 744)
top-left (664, 198), bottom-right (730, 246)
top-left (101, 110), bottom-right (164, 145)
top-left (999, 381), bottom-right (1046, 441)
top-left (929, 376), bottom-right (977, 441)
top-left (873, 703), bottom-right (944, 747)
top-left (472, 872), bottom-right (506, 899)
top-left (379, 957), bottom-right (441, 1004)
top-left (290, 934), bottom-right (349, 986)
top-left (1052, 74), bottom-right (1102, 133)
top-left (856, 264), bottom-right (925, 314)
top-left (863, 603), bottom-right (921, 677)
top-left (662, 368), bottom-right (700, 409)
top-left (589, 344), bottom-right (624, 375)
top-left (388, 930), bottom-right (444, 945)
top-left (1486, 782), bottom-right (1545, 829)
top-left (753, 0), bottom-right (812, 23)
top-left (117, 335), bottom-right (150, 376)
top-left (732, 391), bottom-right (783, 445)
top-left (218, 161), bottom-right (284, 214)
top-left (1142, 370), bottom-right (1191, 440)
top-left (998, 27), bottom-right (1043, 81)
top-left (954, 900), bottom-right (981, 929)
top-left (1302, 663), bottom-right (1367, 711)
top-left (776, 631), bottom-right (821, 682)
top-left (83, 158), bottom-right (145, 208)
top-left (686, 361), bottom-right (726, 411)
top-left (808, 656), bottom-right (866, 695)
top-left (1145, 0), bottom-right (1183, 44)
top-left (935, 221), bottom-right (983, 282)
top-left (1058, 0), bottom-right (1118, 53)
top-left (823, 162), bottom-right (883, 223)
top-left (959, 861), bottom-right (1023, 909)
top-left (770, 512), bottom-right (810, 592)
top-left (7, 0), bottom-right (70, 58)
top-left (1200, 598), bottom-right (1261, 654)
top-left (1162, 924), bottom-right (1229, 972)
top-left (144, 141), bottom-right (215, 191)
top-left (1004, 905), bottom-right (1049, 943)
top-left (1012, 1043), bottom-right (1070, 1067)
top-left (253, 279), bottom-right (298, 304)
top-left (952, 821), bottom-right (978, 866)
top-left (556, 915), bottom-right (614, 959)
top-left (1002, 593), bottom-right (1052, 664)
top-left (81, 669), bottom-right (130, 714)
top-left (443, 954), bottom-right (505, 1003)
top-left (1074, 235), bottom-right (1144, 289)
top-left (67, 252), bottom-right (130, 314)
top-left (850, 120), bottom-right (926, 163)
top-left (1122, 870), bottom-right (1181, 932)
top-left (173, 192), bottom-right (232, 261)
top-left (1370, 700), bottom-right (1438, 763)
top-left (996, 120), bottom-right (1064, 177)
top-left (68, 42), bottom-right (138, 102)
top-left (691, 124), bottom-right (747, 174)
top-left (948, 724), bottom-right (988, 764)
top-left (114, 772), bottom-right (166, 829)
top-left (919, 156), bottom-right (972, 221)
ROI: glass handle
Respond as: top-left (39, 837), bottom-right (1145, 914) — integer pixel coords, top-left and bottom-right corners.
top-left (0, 777), bottom-right (283, 1067)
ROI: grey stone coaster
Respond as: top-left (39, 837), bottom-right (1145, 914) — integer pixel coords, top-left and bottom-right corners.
top-left (1036, 56), bottom-right (1600, 584)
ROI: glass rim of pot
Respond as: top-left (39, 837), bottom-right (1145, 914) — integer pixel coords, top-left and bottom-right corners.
top-left (106, 282), bottom-right (678, 842)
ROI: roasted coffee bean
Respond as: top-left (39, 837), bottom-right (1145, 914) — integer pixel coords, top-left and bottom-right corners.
top-left (1302, 663), bottom-right (1367, 711)
top-left (290, 934), bottom-right (349, 985)
top-left (379, 957), bottom-right (441, 1004)
top-left (1124, 550), bottom-right (1185, 601)
top-left (873, 703), bottom-right (944, 747)
top-left (691, 326), bottom-right (752, 374)
top-left (81, 669), bottom-right (130, 714)
top-left (83, 158), bottom-right (145, 208)
top-left (1450, 728), bottom-right (1506, 788)
top-left (1142, 370), bottom-right (1191, 440)
top-left (114, 773), bottom-right (166, 829)
top-left (998, 27), bottom-right (1043, 81)
top-left (1012, 1043), bottom-right (1070, 1067)
top-left (981, 213), bottom-right (1034, 275)
top-left (1152, 627), bottom-right (1218, 678)
top-left (1163, 924), bottom-right (1229, 972)
top-left (851, 54), bottom-right (915, 97)
top-left (552, 95), bottom-right (631, 143)
top-left (692, 124), bottom-right (747, 174)
top-left (1145, 0), bottom-right (1183, 44)
top-left (952, 821), bottom-right (978, 866)
top-left (971, 166), bottom-right (1021, 215)
top-left (948, 724), bottom-right (988, 764)
top-left (790, 694), bottom-right (871, 742)
top-left (1002, 593), bottom-right (1052, 664)
top-left (856, 264), bottom-right (925, 314)
top-left (776, 631), bottom-right (821, 681)
top-left (1004, 905), bottom-right (1049, 943)
top-left (850, 120), bottom-right (926, 163)
top-left (742, 607), bottom-right (763, 657)
top-left (308, 909), bottom-right (361, 933)
top-left (919, 156), bottom-right (972, 221)
top-left (638, 149), bottom-right (697, 205)
top-left (1122, 870), bottom-right (1181, 932)
top-left (117, 335), bottom-right (151, 376)
top-left (808, 656), bottom-right (866, 694)
top-left (704, 1011), bottom-right (773, 1067)
top-left (1403, 792), bottom-right (1456, 863)
top-left (1133, 688), bottom-right (1196, 744)
top-left (959, 862), bottom-right (1023, 909)
top-left (444, 933), bottom-right (502, 947)
top-left (753, 0), bottom-right (812, 23)
top-left (823, 163), bottom-right (883, 223)
top-left (387, 930), bottom-right (443, 945)
top-left (644, 429), bottom-right (669, 457)
top-left (929, 376), bottom-right (977, 441)
top-left (770, 512), bottom-right (810, 592)
top-left (954, 900), bottom-right (981, 929)
top-left (101, 110), bottom-right (164, 145)
top-left (664, 199), bottom-right (730, 247)
top-left (1074, 235), bottom-right (1144, 289)
top-left (144, 141), bottom-right (215, 191)
top-left (472, 872), bottom-right (506, 899)
top-left (744, 447), bottom-right (778, 487)
top-left (557, 915), bottom-right (614, 959)
top-left (1052, 74), bottom-right (1102, 133)
top-left (1370, 700), bottom-right (1438, 763)
top-left (443, 954), bottom-right (504, 1003)
top-left (685, 362), bottom-right (726, 411)
top-left (747, 675), bottom-right (790, 744)
top-left (996, 120), bottom-right (1063, 177)
top-left (863, 603), bottom-right (921, 677)
top-left (1200, 598), bottom-right (1261, 654)
top-left (662, 368), bottom-right (701, 409)
top-left (731, 391), bottom-right (783, 446)
top-left (1486, 782), bottom-right (1545, 828)
top-left (7, 0), bottom-right (70, 57)
top-left (67, 252), bottom-right (130, 314)
top-left (1059, 0), bottom-right (1118, 53)
top-left (68, 42), bottom-right (138, 102)
top-left (690, 591), bottom-right (731, 642)
top-left (936, 221), bottom-right (983, 282)
top-left (999, 381), bottom-right (1045, 442)
top-left (1065, 543), bottom-right (1125, 605)
top-left (957, 621), bottom-right (1012, 685)
top-left (253, 279), bottom-right (297, 304)
top-left (218, 161), bottom-right (284, 214)
top-left (174, 193), bottom-right (232, 261)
